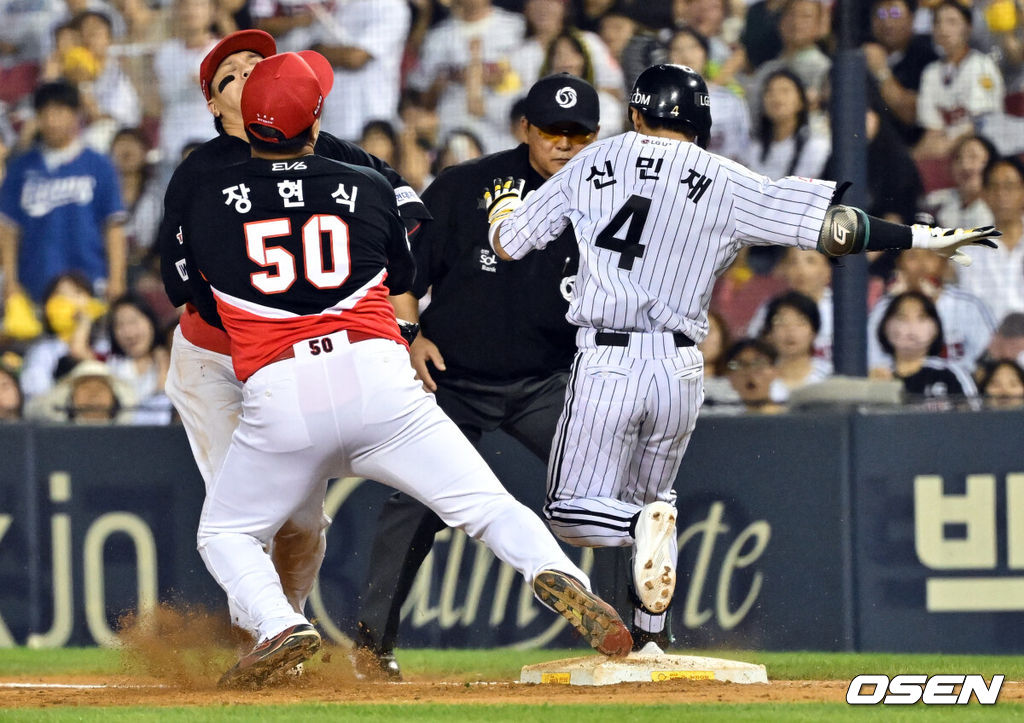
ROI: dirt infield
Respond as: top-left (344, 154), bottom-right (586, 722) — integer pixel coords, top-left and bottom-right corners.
top-left (0, 674), bottom-right (874, 708)
top-left (3, 608), bottom-right (1021, 709)
top-left (4, 667), bottom-right (1024, 708)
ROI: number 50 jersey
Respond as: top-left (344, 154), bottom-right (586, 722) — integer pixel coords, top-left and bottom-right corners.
top-left (183, 155), bottom-right (414, 381)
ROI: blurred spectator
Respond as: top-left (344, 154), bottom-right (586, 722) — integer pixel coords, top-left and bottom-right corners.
top-left (251, 0), bottom-right (320, 53)
top-left (824, 109), bottom-right (921, 225)
top-left (746, 69), bottom-right (830, 179)
top-left (104, 293), bottom-right (171, 423)
top-left (872, 289), bottom-right (978, 398)
top-left (868, 248), bottom-right (996, 373)
top-left (577, 0), bottom-right (667, 33)
top-left (984, 311), bottom-right (1024, 365)
top-left (598, 2), bottom-right (663, 90)
top-left (153, 0), bottom-right (219, 165)
top-left (977, 0), bottom-right (1024, 95)
top-left (699, 307), bottom-right (740, 405)
top-left (759, 290), bottom-right (832, 402)
top-left (26, 357), bottom-right (134, 423)
top-left (666, 27), bottom-right (751, 162)
top-left (514, 0), bottom-right (624, 102)
top-left (747, 0), bottom-right (832, 112)
top-left (313, 0), bottom-right (411, 141)
top-left (110, 127), bottom-right (162, 267)
top-left (957, 155), bottom-right (1024, 325)
top-left (19, 272), bottom-right (105, 400)
top-left (509, 95), bottom-right (530, 142)
top-left (915, 0), bottom-right (1005, 160)
top-left (740, 0), bottom-right (785, 71)
top-left (921, 133), bottom-right (997, 229)
top-left (0, 81), bottom-right (126, 303)
top-left (432, 128), bottom-right (485, 176)
top-left (671, 0), bottom-right (737, 65)
top-left (863, 0), bottom-right (939, 146)
top-left (977, 357), bottom-right (1024, 407)
top-left (747, 247), bottom-right (833, 362)
top-left (110, 0), bottom-right (170, 121)
top-left (407, 0), bottom-right (526, 153)
top-left (0, 0), bottom-right (64, 68)
top-left (212, 0), bottom-right (251, 38)
top-left (540, 30), bottom-right (625, 134)
top-left (358, 120), bottom-right (399, 168)
top-left (0, 359), bottom-right (22, 420)
top-left (724, 337), bottom-right (787, 413)
top-left (71, 10), bottom-right (142, 149)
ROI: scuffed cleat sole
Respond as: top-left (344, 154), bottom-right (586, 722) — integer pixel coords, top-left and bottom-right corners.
top-left (633, 502), bottom-right (677, 613)
top-left (219, 626), bottom-right (321, 689)
top-left (533, 571), bottom-right (633, 656)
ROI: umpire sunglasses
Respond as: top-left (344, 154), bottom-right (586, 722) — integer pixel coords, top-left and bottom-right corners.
top-left (535, 126), bottom-right (597, 145)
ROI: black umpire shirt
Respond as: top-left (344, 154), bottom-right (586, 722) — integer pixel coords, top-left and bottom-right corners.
top-left (415, 143), bottom-right (579, 383)
top-left (159, 131), bottom-right (429, 330)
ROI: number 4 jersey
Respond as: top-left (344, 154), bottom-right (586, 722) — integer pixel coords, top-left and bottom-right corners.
top-left (183, 155), bottom-right (414, 381)
top-left (498, 131), bottom-right (836, 345)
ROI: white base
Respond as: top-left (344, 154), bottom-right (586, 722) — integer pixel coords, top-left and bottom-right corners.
top-left (520, 643), bottom-right (768, 686)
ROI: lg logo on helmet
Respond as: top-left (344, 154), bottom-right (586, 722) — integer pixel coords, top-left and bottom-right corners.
top-left (696, 93), bottom-right (710, 107)
top-left (556, 87), bottom-right (577, 108)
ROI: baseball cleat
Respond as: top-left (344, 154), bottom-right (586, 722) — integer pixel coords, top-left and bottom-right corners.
top-left (218, 623), bottom-right (321, 689)
top-left (631, 625), bottom-right (674, 653)
top-left (533, 570), bottom-right (633, 656)
top-left (633, 501), bottom-right (677, 614)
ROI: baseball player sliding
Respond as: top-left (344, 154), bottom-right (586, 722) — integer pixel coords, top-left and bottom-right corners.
top-left (487, 64), bottom-right (1000, 649)
top-left (181, 51), bottom-right (633, 687)
top-left (157, 29), bottom-right (429, 640)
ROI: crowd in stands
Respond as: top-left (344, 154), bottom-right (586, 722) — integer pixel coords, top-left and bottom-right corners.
top-left (1, 0), bottom-right (1023, 423)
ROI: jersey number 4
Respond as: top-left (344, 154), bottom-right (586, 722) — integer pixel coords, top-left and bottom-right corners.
top-left (595, 194), bottom-right (652, 270)
top-left (244, 215), bottom-right (351, 294)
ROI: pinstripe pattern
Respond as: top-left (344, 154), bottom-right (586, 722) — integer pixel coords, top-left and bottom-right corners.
top-left (503, 131), bottom-right (836, 545)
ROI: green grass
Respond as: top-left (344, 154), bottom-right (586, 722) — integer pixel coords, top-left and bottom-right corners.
top-left (3, 647), bottom-right (1024, 681)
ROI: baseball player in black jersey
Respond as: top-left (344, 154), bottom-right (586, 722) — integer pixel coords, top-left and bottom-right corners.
top-left (182, 51), bottom-right (632, 687)
top-left (354, 74), bottom-right (599, 679)
top-left (487, 63), bottom-right (1001, 650)
top-left (157, 29), bottom-right (429, 641)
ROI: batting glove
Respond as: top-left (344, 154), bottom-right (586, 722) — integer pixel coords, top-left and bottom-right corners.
top-left (910, 225), bottom-right (1001, 267)
top-left (484, 176), bottom-right (526, 228)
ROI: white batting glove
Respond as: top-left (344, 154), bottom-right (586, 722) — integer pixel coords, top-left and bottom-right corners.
top-left (484, 176), bottom-right (526, 228)
top-left (910, 224), bottom-right (1001, 267)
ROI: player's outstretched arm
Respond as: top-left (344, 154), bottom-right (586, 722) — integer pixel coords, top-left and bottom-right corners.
top-left (817, 205), bottom-right (1000, 266)
top-left (484, 176), bottom-right (527, 260)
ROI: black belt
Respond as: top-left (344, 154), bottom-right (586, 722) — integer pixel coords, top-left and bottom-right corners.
top-left (594, 331), bottom-right (695, 348)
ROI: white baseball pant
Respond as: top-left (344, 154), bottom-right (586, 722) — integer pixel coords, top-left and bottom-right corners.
top-left (165, 326), bottom-right (329, 632)
top-left (196, 330), bottom-right (589, 643)
top-left (544, 329), bottom-right (703, 546)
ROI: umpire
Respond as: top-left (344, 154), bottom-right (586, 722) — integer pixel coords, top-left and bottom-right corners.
top-left (354, 74), bottom-right (600, 679)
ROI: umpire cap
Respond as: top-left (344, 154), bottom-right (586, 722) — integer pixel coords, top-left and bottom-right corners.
top-left (525, 73), bottom-right (600, 133)
top-left (628, 64), bottom-right (712, 149)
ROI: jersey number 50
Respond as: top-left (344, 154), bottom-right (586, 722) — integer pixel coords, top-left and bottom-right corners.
top-left (244, 215), bottom-right (351, 294)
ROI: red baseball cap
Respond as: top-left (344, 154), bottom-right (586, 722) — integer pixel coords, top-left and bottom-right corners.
top-left (241, 51), bottom-right (335, 143)
top-left (200, 29), bottom-right (277, 100)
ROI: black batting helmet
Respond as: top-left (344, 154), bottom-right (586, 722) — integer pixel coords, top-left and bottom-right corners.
top-left (628, 64), bottom-right (712, 148)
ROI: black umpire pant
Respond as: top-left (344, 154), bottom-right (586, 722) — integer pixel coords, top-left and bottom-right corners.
top-left (356, 371), bottom-right (569, 653)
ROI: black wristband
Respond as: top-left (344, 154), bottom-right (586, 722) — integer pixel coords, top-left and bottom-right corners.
top-left (863, 214), bottom-right (912, 252)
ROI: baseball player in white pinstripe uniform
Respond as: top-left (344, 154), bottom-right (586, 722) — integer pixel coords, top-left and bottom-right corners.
top-left (486, 63), bottom-right (1001, 649)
